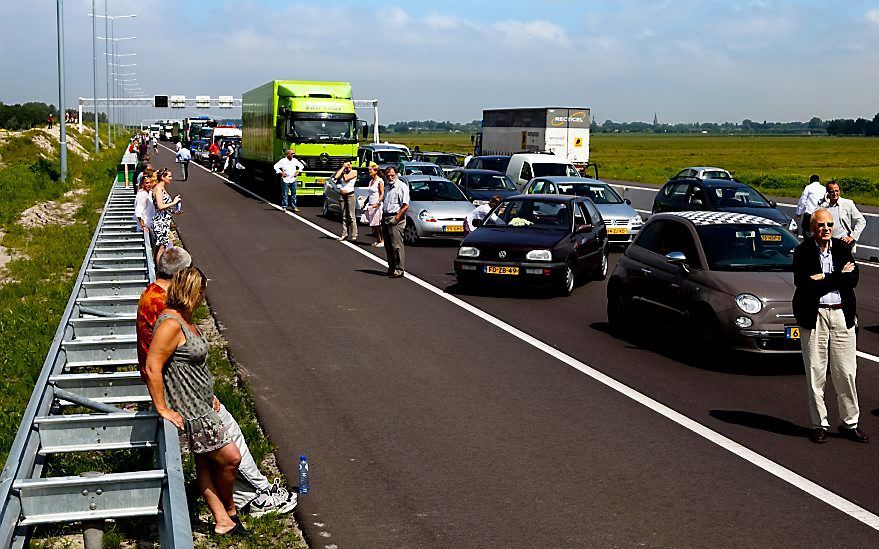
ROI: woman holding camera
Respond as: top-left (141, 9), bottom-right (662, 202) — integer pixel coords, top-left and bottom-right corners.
top-left (334, 161), bottom-right (359, 241)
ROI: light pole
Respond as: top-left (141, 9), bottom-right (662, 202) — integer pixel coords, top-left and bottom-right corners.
top-left (91, 0), bottom-right (98, 152)
top-left (90, 12), bottom-right (136, 143)
top-left (56, 0), bottom-right (67, 181)
top-left (97, 35), bottom-right (135, 137)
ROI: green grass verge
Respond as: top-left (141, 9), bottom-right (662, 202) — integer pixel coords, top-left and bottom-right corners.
top-left (385, 132), bottom-right (879, 206)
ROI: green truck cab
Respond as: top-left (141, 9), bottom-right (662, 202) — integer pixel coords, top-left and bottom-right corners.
top-left (241, 80), bottom-right (366, 196)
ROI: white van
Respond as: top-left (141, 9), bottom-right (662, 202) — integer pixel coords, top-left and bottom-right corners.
top-left (506, 153), bottom-right (581, 190)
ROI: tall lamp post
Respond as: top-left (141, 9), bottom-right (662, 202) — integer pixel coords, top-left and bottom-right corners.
top-left (90, 0), bottom-right (98, 152)
top-left (90, 11), bottom-right (136, 144)
top-left (105, 51), bottom-right (135, 134)
top-left (56, 0), bottom-right (67, 181)
top-left (97, 34), bottom-right (135, 140)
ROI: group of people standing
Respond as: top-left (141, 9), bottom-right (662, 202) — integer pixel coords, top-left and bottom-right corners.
top-left (134, 163), bottom-right (181, 264)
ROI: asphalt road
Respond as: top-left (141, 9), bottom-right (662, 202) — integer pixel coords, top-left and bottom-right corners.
top-left (158, 147), bottom-right (879, 548)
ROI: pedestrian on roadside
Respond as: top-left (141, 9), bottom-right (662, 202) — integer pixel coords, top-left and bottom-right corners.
top-left (381, 165), bottom-right (409, 277)
top-left (144, 267), bottom-right (247, 537)
top-left (134, 173), bottom-right (157, 245)
top-left (139, 139), bottom-right (149, 161)
top-left (175, 140), bottom-right (182, 152)
top-left (334, 161), bottom-right (359, 242)
top-left (792, 208), bottom-right (866, 445)
top-left (151, 134), bottom-right (159, 155)
top-left (47, 113), bottom-right (53, 129)
top-left (362, 164), bottom-right (385, 246)
top-left (796, 174), bottom-right (825, 239)
top-left (273, 147), bottom-right (305, 212)
top-left (152, 168), bottom-right (182, 263)
top-left (208, 141), bottom-right (220, 172)
top-left (819, 180), bottom-right (867, 253)
top-left (176, 145), bottom-right (192, 181)
top-left (465, 194), bottom-right (502, 233)
top-left (136, 250), bottom-right (297, 518)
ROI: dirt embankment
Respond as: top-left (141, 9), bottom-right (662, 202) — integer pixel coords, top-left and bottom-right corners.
top-left (17, 187), bottom-right (89, 229)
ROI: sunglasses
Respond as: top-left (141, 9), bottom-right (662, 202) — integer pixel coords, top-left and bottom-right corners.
top-left (815, 222), bottom-right (834, 228)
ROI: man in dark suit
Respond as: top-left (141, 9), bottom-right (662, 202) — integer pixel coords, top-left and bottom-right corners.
top-left (793, 208), bottom-right (865, 444)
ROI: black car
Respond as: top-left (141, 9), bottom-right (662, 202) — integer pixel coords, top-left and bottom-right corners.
top-left (651, 177), bottom-right (798, 233)
top-left (454, 194), bottom-right (609, 296)
top-left (464, 155), bottom-right (511, 172)
top-left (447, 169), bottom-right (519, 204)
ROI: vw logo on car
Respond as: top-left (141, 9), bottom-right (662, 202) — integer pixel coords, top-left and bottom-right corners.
top-left (498, 251), bottom-right (507, 258)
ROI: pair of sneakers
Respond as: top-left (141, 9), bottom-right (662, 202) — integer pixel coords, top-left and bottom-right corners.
top-left (247, 478), bottom-right (298, 517)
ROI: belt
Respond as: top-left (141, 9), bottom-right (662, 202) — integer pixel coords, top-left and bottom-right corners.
top-left (818, 303), bottom-right (843, 309)
top-left (339, 191), bottom-right (354, 197)
top-left (383, 213), bottom-right (397, 218)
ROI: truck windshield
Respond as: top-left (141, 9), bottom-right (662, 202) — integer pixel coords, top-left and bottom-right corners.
top-left (289, 119), bottom-right (356, 142)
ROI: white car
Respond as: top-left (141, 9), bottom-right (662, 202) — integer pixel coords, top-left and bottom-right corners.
top-left (506, 153), bottom-right (581, 190)
top-left (671, 166), bottom-right (733, 181)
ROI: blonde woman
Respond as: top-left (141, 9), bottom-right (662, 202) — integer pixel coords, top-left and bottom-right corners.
top-left (145, 267), bottom-right (247, 537)
top-left (152, 168), bottom-right (181, 263)
top-left (365, 162), bottom-right (385, 246)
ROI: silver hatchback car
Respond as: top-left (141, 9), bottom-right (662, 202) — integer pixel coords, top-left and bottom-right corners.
top-left (521, 177), bottom-right (643, 244)
top-left (398, 175), bottom-right (476, 244)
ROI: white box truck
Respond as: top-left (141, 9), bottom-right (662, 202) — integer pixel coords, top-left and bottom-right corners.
top-left (477, 107), bottom-right (591, 168)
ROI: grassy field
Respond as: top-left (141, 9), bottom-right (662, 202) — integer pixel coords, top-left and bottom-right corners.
top-left (385, 132), bottom-right (879, 206)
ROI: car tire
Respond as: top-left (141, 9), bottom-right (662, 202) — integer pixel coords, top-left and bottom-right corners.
top-left (321, 198), bottom-right (331, 218)
top-left (556, 262), bottom-right (575, 297)
top-left (404, 219), bottom-right (420, 245)
top-left (691, 308), bottom-right (721, 356)
top-left (592, 249), bottom-right (609, 280)
top-left (607, 283), bottom-right (630, 333)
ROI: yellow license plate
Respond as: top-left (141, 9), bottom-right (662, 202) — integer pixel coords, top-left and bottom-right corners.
top-left (786, 326), bottom-right (800, 339)
top-left (443, 225), bottom-right (464, 233)
top-left (315, 178), bottom-right (326, 184)
top-left (607, 227), bottom-right (627, 234)
top-left (485, 266), bottom-right (519, 275)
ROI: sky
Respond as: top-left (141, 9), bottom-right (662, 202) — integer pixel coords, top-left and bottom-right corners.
top-left (1, 0), bottom-right (878, 124)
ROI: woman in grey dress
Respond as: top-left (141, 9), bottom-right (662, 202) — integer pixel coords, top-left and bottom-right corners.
top-left (145, 266), bottom-right (247, 537)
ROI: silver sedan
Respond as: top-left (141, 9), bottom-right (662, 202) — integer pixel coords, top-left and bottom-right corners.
top-left (399, 175), bottom-right (477, 244)
top-left (521, 177), bottom-right (643, 244)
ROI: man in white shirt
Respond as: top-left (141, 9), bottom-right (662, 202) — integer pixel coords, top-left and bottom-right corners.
top-left (465, 195), bottom-right (502, 233)
top-left (796, 174), bottom-right (826, 239)
top-left (273, 148), bottom-right (306, 212)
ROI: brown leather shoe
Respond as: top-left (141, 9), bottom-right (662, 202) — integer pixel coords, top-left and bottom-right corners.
top-left (809, 428), bottom-right (827, 444)
top-left (838, 426), bottom-right (869, 443)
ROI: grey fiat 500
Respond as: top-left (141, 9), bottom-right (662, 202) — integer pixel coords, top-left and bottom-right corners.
top-left (606, 210), bottom-right (802, 353)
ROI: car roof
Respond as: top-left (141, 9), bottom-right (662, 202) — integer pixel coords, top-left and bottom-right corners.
top-left (654, 211), bottom-right (781, 226)
top-left (399, 161), bottom-right (440, 166)
top-left (361, 144), bottom-right (405, 151)
top-left (510, 153), bottom-right (570, 163)
top-left (505, 193), bottom-right (583, 204)
top-left (417, 151), bottom-right (455, 156)
top-left (471, 155), bottom-right (510, 160)
top-left (684, 166), bottom-right (728, 172)
top-left (400, 174), bottom-right (453, 183)
top-left (456, 169), bottom-right (506, 175)
top-left (699, 178), bottom-right (748, 188)
top-left (531, 176), bottom-right (603, 184)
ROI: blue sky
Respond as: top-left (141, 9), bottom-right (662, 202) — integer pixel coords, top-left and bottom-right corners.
top-left (2, 0), bottom-right (878, 124)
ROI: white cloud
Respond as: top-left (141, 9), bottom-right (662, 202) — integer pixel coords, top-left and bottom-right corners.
top-left (491, 20), bottom-right (571, 46)
top-left (868, 9), bottom-right (879, 27)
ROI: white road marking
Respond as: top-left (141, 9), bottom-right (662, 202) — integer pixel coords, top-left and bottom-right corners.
top-left (858, 351), bottom-right (879, 363)
top-left (168, 145), bottom-right (879, 532)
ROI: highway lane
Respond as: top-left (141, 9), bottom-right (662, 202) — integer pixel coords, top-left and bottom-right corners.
top-left (156, 147), bottom-right (879, 546)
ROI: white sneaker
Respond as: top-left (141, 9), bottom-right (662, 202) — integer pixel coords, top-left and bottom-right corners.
top-left (269, 478), bottom-right (297, 515)
top-left (372, 242), bottom-right (384, 247)
top-left (247, 480), bottom-right (297, 517)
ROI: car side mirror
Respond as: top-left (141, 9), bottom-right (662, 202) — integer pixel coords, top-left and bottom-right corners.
top-left (575, 223), bottom-right (593, 234)
top-left (665, 251), bottom-right (691, 273)
top-left (624, 198), bottom-right (631, 205)
top-left (472, 219), bottom-right (483, 228)
top-left (691, 198), bottom-right (704, 208)
top-left (769, 201), bottom-right (777, 208)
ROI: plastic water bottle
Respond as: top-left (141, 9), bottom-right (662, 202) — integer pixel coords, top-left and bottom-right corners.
top-left (298, 454), bottom-right (310, 494)
top-left (174, 200), bottom-right (182, 213)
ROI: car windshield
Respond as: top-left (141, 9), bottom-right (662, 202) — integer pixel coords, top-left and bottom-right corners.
top-left (532, 163), bottom-right (581, 177)
top-left (290, 118), bottom-right (356, 142)
top-left (374, 150), bottom-right (407, 164)
top-left (696, 224), bottom-right (798, 271)
top-left (708, 186), bottom-right (771, 208)
top-left (470, 174), bottom-right (516, 190)
top-left (481, 158), bottom-right (510, 171)
top-left (408, 179), bottom-right (468, 201)
top-left (406, 165), bottom-right (443, 176)
top-left (424, 154), bottom-right (458, 167)
top-left (484, 199), bottom-right (571, 230)
top-left (556, 183), bottom-right (623, 204)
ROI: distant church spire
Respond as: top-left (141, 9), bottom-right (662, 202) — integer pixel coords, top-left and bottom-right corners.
top-left (653, 113), bottom-right (659, 126)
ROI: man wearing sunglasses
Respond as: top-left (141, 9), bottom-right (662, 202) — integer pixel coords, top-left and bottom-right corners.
top-left (819, 180), bottom-right (867, 253)
top-left (792, 208), bottom-right (865, 444)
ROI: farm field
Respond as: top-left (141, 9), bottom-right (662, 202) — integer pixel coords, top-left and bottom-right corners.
top-left (385, 132), bottom-right (879, 206)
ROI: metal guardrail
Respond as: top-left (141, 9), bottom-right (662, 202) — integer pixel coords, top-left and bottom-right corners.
top-left (0, 173), bottom-right (192, 547)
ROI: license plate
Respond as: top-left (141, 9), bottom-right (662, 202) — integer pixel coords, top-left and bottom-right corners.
top-left (786, 326), bottom-right (800, 339)
top-left (443, 225), bottom-right (464, 233)
top-left (607, 227), bottom-right (627, 234)
top-left (315, 178), bottom-right (326, 184)
top-left (485, 266), bottom-right (519, 275)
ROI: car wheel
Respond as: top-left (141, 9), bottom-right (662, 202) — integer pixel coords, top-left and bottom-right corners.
top-left (556, 262), bottom-right (575, 297)
top-left (404, 219), bottom-right (420, 245)
top-left (607, 284), bottom-right (630, 333)
top-left (691, 308), bottom-right (721, 356)
top-left (592, 249), bottom-right (609, 280)
top-left (321, 198), bottom-right (330, 218)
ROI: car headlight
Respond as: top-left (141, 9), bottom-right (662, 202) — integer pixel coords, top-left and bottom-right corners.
top-left (526, 249), bottom-right (552, 261)
top-left (788, 218), bottom-right (798, 232)
top-left (629, 214), bottom-right (643, 226)
top-left (458, 246), bottom-right (480, 258)
top-left (418, 209), bottom-right (437, 222)
top-left (735, 293), bottom-right (763, 314)
top-left (472, 199), bottom-right (488, 206)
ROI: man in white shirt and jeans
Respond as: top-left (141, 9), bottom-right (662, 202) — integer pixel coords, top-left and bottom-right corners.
top-left (796, 174), bottom-right (826, 239)
top-left (274, 148), bottom-right (306, 212)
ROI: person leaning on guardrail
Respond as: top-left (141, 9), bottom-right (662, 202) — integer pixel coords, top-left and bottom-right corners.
top-left (819, 180), bottom-right (867, 253)
top-left (145, 266), bottom-right (249, 537)
top-left (134, 174), bottom-right (157, 246)
top-left (137, 249), bottom-right (298, 518)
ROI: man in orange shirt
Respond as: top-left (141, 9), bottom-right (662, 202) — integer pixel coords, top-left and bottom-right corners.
top-left (137, 247), bottom-right (296, 515)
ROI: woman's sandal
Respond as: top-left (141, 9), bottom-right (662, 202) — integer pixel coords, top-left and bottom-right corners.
top-left (213, 520), bottom-right (249, 537)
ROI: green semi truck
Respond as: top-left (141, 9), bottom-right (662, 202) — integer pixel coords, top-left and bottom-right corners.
top-left (241, 80), bottom-right (366, 196)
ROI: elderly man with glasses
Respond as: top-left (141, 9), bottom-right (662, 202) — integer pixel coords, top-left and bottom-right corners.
top-left (819, 179), bottom-right (867, 253)
top-left (792, 208), bottom-right (865, 445)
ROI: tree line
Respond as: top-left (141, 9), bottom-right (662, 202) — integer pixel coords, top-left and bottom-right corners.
top-left (0, 102), bottom-right (108, 131)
